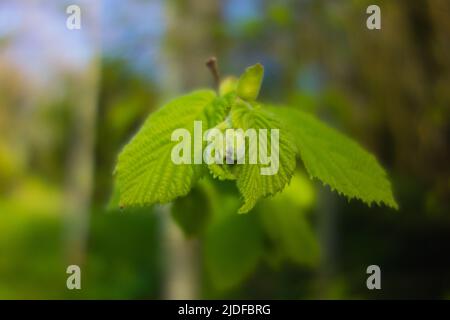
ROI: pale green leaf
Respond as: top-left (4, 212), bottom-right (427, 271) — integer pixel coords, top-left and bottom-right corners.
top-left (204, 194), bottom-right (263, 291)
top-left (114, 90), bottom-right (227, 207)
top-left (236, 63), bottom-right (264, 101)
top-left (219, 76), bottom-right (238, 96)
top-left (266, 106), bottom-right (398, 209)
top-left (259, 173), bottom-right (320, 267)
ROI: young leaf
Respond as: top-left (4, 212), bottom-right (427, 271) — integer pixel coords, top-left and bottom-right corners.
top-left (114, 90), bottom-right (226, 207)
top-left (207, 163), bottom-right (237, 181)
top-left (171, 185), bottom-right (212, 237)
top-left (219, 76), bottom-right (238, 96)
top-left (231, 101), bottom-right (297, 213)
top-left (204, 194), bottom-right (264, 291)
top-left (265, 106), bottom-right (398, 209)
top-left (259, 173), bottom-right (320, 267)
top-left (236, 63), bottom-right (264, 101)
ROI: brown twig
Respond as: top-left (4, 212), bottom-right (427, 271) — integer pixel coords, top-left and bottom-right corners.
top-left (206, 56), bottom-right (220, 89)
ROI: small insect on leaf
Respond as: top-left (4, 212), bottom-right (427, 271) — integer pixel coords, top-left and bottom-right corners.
top-left (236, 63), bottom-right (264, 101)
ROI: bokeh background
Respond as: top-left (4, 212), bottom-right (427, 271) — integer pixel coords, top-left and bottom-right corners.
top-left (0, 0), bottom-right (449, 299)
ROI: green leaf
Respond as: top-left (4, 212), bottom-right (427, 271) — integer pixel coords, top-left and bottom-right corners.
top-left (207, 163), bottom-right (237, 181)
top-left (114, 90), bottom-right (227, 207)
top-left (259, 173), bottom-right (320, 267)
top-left (231, 101), bottom-right (297, 213)
top-left (236, 63), bottom-right (264, 101)
top-left (204, 194), bottom-right (263, 291)
top-left (219, 76), bottom-right (238, 96)
top-left (266, 106), bottom-right (398, 209)
top-left (171, 184), bottom-right (212, 237)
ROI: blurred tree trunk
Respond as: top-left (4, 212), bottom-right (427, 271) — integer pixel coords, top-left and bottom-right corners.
top-left (161, 0), bottom-right (222, 299)
top-left (63, 4), bottom-right (101, 268)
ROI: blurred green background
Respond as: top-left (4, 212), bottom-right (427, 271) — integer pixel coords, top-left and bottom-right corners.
top-left (0, 0), bottom-right (449, 299)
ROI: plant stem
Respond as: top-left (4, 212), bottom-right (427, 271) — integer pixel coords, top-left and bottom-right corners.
top-left (206, 56), bottom-right (220, 88)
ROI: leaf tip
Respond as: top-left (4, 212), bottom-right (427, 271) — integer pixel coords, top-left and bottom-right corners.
top-left (237, 63), bottom-right (264, 101)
